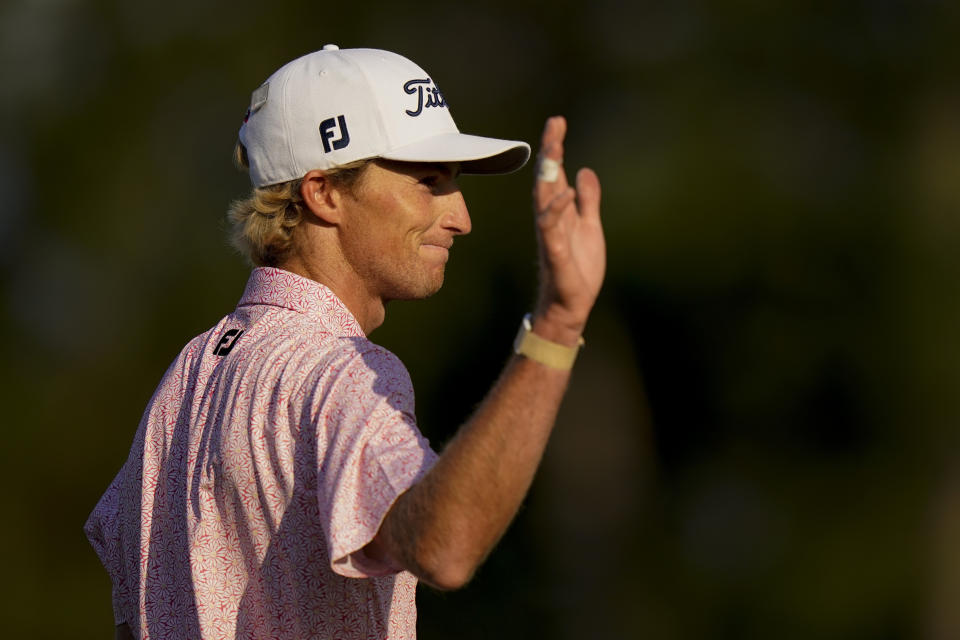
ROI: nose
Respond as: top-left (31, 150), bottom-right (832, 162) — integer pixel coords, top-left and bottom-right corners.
top-left (442, 191), bottom-right (472, 236)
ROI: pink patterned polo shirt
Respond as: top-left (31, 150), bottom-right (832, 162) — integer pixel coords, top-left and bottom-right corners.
top-left (85, 267), bottom-right (438, 639)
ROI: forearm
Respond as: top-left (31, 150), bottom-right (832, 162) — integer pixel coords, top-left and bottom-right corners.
top-left (370, 329), bottom-right (575, 589)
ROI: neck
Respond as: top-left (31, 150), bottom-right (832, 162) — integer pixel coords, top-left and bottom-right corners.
top-left (278, 250), bottom-right (386, 335)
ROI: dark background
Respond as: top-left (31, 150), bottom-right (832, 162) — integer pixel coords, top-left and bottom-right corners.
top-left (3, 0), bottom-right (960, 637)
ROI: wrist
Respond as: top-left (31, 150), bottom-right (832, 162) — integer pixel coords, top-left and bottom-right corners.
top-left (530, 307), bottom-right (587, 347)
top-left (513, 313), bottom-right (585, 370)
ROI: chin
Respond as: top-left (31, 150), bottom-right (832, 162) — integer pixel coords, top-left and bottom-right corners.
top-left (385, 273), bottom-right (445, 302)
top-left (414, 278), bottom-right (445, 299)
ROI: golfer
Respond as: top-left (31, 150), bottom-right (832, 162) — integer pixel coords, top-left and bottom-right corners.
top-left (85, 44), bottom-right (605, 639)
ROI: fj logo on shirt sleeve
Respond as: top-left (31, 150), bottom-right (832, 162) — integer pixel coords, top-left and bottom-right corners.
top-left (213, 329), bottom-right (245, 356)
top-left (319, 115), bottom-right (350, 153)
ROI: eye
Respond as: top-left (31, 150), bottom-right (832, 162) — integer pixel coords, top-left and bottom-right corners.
top-left (418, 175), bottom-right (440, 188)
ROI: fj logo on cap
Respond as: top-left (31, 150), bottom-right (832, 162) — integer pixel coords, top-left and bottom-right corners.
top-left (403, 79), bottom-right (447, 117)
top-left (319, 115), bottom-right (350, 153)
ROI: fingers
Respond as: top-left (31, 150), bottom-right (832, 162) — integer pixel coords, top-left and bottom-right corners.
top-left (536, 186), bottom-right (577, 232)
top-left (575, 168), bottom-right (601, 224)
top-left (536, 116), bottom-right (566, 180)
top-left (539, 115), bottom-right (567, 164)
top-left (534, 116), bottom-right (569, 210)
top-left (537, 169), bottom-right (599, 233)
top-left (534, 117), bottom-right (601, 227)
top-left (537, 157), bottom-right (561, 183)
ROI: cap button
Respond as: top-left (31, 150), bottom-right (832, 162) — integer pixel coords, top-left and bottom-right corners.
top-left (322, 44), bottom-right (340, 51)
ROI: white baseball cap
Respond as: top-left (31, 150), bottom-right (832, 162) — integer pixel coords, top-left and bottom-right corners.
top-left (238, 45), bottom-right (531, 187)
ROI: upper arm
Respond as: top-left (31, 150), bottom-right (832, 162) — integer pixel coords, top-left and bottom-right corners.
top-left (313, 346), bottom-right (437, 578)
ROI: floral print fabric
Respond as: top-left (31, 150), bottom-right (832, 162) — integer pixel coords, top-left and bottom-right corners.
top-left (85, 267), bottom-right (437, 639)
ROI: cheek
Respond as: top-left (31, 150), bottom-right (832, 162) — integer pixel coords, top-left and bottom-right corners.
top-left (343, 188), bottom-right (429, 261)
top-left (343, 216), bottom-right (409, 267)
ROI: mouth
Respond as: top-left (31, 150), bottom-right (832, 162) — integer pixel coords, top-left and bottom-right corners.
top-left (420, 242), bottom-right (452, 261)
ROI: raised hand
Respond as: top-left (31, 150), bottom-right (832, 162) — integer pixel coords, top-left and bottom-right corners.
top-left (531, 116), bottom-right (606, 345)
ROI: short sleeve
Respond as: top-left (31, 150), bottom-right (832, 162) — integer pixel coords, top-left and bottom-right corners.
top-left (313, 345), bottom-right (438, 578)
top-left (84, 468), bottom-right (132, 625)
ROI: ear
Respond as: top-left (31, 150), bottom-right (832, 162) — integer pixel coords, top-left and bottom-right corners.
top-left (300, 169), bottom-right (344, 225)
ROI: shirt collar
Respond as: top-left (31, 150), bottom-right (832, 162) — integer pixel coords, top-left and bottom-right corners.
top-left (238, 267), bottom-right (365, 337)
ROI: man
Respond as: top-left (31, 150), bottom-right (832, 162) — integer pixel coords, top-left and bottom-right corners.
top-left (85, 45), bottom-right (604, 639)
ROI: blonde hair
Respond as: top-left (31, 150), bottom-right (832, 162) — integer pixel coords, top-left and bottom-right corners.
top-left (227, 143), bottom-right (370, 267)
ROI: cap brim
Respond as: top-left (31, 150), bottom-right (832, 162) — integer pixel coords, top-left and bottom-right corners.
top-left (379, 132), bottom-right (531, 175)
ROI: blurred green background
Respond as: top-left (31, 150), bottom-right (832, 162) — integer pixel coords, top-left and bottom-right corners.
top-left (3, 0), bottom-right (960, 637)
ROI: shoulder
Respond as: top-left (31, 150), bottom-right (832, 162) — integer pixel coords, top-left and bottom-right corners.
top-left (306, 338), bottom-right (416, 421)
top-left (328, 338), bottom-right (413, 395)
top-left (153, 329), bottom-right (217, 390)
